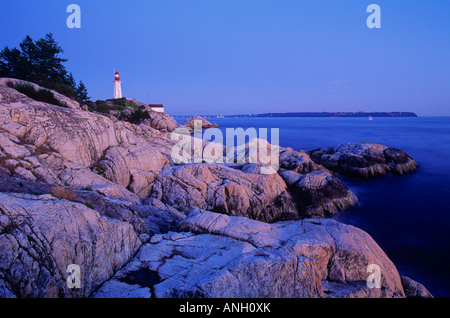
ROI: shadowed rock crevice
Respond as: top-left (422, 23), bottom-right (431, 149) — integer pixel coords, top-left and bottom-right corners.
top-left (280, 169), bottom-right (358, 218)
top-left (118, 268), bottom-right (161, 298)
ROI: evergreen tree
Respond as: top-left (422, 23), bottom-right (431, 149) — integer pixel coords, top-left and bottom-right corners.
top-left (0, 47), bottom-right (25, 78)
top-left (1, 33), bottom-right (68, 87)
top-left (75, 81), bottom-right (90, 105)
top-left (67, 72), bottom-right (76, 90)
top-left (33, 33), bottom-right (68, 86)
top-left (18, 35), bottom-right (36, 81)
top-left (0, 33), bottom-right (88, 101)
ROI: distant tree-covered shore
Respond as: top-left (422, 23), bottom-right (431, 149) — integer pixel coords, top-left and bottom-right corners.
top-left (218, 112), bottom-right (419, 118)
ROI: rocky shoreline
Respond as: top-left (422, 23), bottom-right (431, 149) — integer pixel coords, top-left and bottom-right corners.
top-left (0, 78), bottom-right (432, 298)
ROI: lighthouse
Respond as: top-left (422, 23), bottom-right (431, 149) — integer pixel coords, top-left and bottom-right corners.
top-left (113, 71), bottom-right (122, 99)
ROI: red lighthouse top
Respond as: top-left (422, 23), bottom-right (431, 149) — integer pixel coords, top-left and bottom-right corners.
top-left (114, 72), bottom-right (120, 81)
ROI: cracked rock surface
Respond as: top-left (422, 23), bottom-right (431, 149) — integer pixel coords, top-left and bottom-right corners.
top-left (94, 209), bottom-right (410, 298)
top-left (0, 192), bottom-right (141, 298)
top-left (151, 163), bottom-right (299, 223)
top-left (309, 142), bottom-right (418, 178)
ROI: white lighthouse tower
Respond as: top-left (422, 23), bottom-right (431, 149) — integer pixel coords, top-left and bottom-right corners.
top-left (113, 71), bottom-right (122, 99)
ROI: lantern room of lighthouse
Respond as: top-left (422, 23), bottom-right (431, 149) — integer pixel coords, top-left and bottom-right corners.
top-left (113, 71), bottom-right (122, 99)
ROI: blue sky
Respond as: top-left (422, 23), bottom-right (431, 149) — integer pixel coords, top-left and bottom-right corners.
top-left (1, 0), bottom-right (449, 116)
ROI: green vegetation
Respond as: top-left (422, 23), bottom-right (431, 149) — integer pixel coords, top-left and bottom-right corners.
top-left (0, 33), bottom-right (91, 106)
top-left (6, 81), bottom-right (68, 108)
top-left (92, 98), bottom-right (140, 114)
top-left (108, 98), bottom-right (140, 111)
top-left (129, 106), bottom-right (151, 123)
top-left (111, 98), bottom-right (127, 111)
top-left (84, 202), bottom-right (95, 210)
top-left (75, 81), bottom-right (90, 106)
top-left (95, 100), bottom-right (110, 114)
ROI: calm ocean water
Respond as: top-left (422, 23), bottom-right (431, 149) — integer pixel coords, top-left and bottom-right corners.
top-left (176, 116), bottom-right (450, 297)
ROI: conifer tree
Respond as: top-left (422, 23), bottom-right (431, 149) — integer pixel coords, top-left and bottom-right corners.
top-left (0, 33), bottom-right (82, 100)
top-left (75, 81), bottom-right (90, 105)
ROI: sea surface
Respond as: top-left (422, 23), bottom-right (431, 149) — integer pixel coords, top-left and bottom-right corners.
top-left (176, 116), bottom-right (450, 297)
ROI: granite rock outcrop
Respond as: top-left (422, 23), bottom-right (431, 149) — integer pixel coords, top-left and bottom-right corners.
top-left (0, 79), bottom-right (430, 298)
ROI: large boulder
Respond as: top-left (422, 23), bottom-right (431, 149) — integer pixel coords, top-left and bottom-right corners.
top-left (0, 192), bottom-right (141, 298)
top-left (151, 163), bottom-right (299, 223)
top-left (118, 105), bottom-right (179, 133)
top-left (278, 147), bottom-right (358, 217)
top-left (400, 276), bottom-right (434, 298)
top-left (309, 142), bottom-right (418, 178)
top-left (141, 109), bottom-right (179, 132)
top-left (280, 169), bottom-right (358, 217)
top-left (279, 147), bottom-right (323, 174)
top-left (184, 115), bottom-right (219, 131)
top-left (97, 143), bottom-right (169, 198)
top-left (94, 209), bottom-right (408, 298)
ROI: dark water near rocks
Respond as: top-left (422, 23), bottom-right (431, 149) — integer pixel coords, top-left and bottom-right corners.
top-left (177, 116), bottom-right (450, 297)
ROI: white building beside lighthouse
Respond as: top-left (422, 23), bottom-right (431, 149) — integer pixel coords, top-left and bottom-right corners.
top-left (113, 71), bottom-right (122, 99)
top-left (149, 104), bottom-right (165, 113)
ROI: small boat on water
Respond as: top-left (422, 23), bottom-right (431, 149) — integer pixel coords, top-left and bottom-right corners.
top-left (369, 116), bottom-right (373, 121)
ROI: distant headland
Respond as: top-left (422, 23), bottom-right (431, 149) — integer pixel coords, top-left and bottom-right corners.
top-left (174, 112), bottom-right (418, 119)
